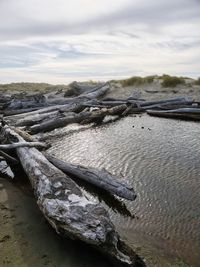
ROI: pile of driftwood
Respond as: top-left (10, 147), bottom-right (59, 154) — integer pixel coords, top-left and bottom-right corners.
top-left (0, 82), bottom-right (199, 266)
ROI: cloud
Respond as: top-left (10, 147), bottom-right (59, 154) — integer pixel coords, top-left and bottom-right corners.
top-left (0, 0), bottom-right (200, 83)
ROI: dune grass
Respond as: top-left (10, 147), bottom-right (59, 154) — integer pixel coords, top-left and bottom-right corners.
top-left (167, 261), bottom-right (189, 267)
top-left (160, 75), bottom-right (186, 88)
top-left (117, 74), bottom-right (189, 88)
top-left (119, 75), bottom-right (156, 87)
top-left (0, 82), bottom-right (69, 93)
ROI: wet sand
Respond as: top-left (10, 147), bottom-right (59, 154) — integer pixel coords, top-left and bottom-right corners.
top-left (0, 177), bottom-right (111, 267)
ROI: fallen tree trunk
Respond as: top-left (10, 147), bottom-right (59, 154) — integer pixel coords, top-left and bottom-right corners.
top-left (27, 105), bottom-right (127, 134)
top-left (46, 154), bottom-right (136, 200)
top-left (27, 112), bottom-right (90, 134)
top-left (3, 107), bottom-right (43, 116)
top-left (84, 97), bottom-right (192, 109)
top-left (0, 141), bottom-right (48, 150)
top-left (0, 125), bottom-right (145, 267)
top-left (137, 97), bottom-right (193, 107)
top-left (3, 103), bottom-right (79, 121)
top-left (147, 108), bottom-right (200, 121)
top-left (14, 110), bottom-right (61, 127)
top-left (123, 100), bottom-right (195, 115)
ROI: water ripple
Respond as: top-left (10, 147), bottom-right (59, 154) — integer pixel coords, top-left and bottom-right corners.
top-left (48, 115), bottom-right (200, 266)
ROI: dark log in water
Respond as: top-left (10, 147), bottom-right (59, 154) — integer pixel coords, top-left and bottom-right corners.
top-left (147, 108), bottom-right (200, 121)
top-left (46, 154), bottom-right (136, 201)
top-left (0, 125), bottom-right (145, 267)
top-left (137, 97), bottom-right (193, 107)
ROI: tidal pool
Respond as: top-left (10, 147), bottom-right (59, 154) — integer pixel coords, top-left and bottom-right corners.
top-left (48, 115), bottom-right (200, 267)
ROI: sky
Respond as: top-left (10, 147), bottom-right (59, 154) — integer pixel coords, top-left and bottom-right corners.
top-left (0, 0), bottom-right (200, 84)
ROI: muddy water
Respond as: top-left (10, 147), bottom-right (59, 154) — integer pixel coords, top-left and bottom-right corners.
top-left (47, 115), bottom-right (200, 267)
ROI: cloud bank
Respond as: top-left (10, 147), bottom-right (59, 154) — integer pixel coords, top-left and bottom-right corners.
top-left (0, 0), bottom-right (200, 83)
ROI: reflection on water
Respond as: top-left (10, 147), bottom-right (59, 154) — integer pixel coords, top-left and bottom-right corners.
top-left (48, 115), bottom-right (200, 267)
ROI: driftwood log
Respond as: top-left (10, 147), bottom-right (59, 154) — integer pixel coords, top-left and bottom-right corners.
top-left (0, 124), bottom-right (145, 267)
top-left (0, 141), bottom-right (47, 150)
top-left (24, 105), bottom-right (127, 134)
top-left (147, 108), bottom-right (200, 121)
top-left (3, 83), bottom-right (110, 110)
top-left (46, 154), bottom-right (136, 200)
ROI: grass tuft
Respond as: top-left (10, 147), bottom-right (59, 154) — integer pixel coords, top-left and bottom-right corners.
top-left (0, 82), bottom-right (69, 93)
top-left (120, 75), bottom-right (156, 87)
top-left (160, 75), bottom-right (185, 88)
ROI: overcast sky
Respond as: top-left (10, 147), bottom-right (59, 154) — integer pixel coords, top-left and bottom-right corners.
top-left (0, 0), bottom-right (200, 84)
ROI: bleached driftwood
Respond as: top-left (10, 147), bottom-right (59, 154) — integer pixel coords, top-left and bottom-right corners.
top-left (0, 125), bottom-right (145, 267)
top-left (0, 141), bottom-right (47, 150)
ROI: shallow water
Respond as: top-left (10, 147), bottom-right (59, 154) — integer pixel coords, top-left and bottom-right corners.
top-left (48, 115), bottom-right (200, 267)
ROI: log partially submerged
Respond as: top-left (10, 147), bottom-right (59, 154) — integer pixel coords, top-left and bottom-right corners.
top-left (147, 108), bottom-right (200, 121)
top-left (46, 154), bottom-right (136, 200)
top-left (1, 125), bottom-right (145, 267)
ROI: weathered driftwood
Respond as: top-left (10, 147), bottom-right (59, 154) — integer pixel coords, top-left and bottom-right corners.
top-left (14, 110), bottom-right (61, 127)
top-left (147, 108), bottom-right (200, 121)
top-left (3, 83), bottom-right (109, 114)
top-left (23, 99), bottom-right (192, 134)
top-left (4, 97), bottom-right (46, 110)
top-left (3, 107), bottom-right (42, 116)
top-left (65, 81), bottom-right (105, 97)
top-left (45, 155), bottom-right (136, 200)
top-left (27, 105), bottom-right (128, 134)
top-left (3, 85), bottom-right (109, 123)
top-left (80, 83), bottom-right (109, 98)
top-left (27, 112), bottom-right (90, 134)
top-left (0, 158), bottom-right (15, 179)
top-left (122, 100), bottom-right (195, 115)
top-left (1, 125), bottom-right (145, 267)
top-left (47, 83), bottom-right (109, 105)
top-left (84, 97), bottom-right (192, 109)
top-left (0, 141), bottom-right (47, 150)
top-left (6, 106), bottom-right (85, 128)
top-left (137, 97), bottom-right (193, 107)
